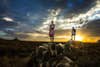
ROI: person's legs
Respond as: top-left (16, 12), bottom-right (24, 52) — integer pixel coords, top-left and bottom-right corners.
top-left (52, 36), bottom-right (54, 42)
top-left (73, 35), bottom-right (75, 40)
top-left (71, 35), bottom-right (74, 40)
top-left (49, 36), bottom-right (53, 55)
top-left (50, 36), bottom-right (54, 43)
top-left (49, 36), bottom-right (52, 42)
top-left (71, 35), bottom-right (73, 40)
top-left (74, 35), bottom-right (75, 40)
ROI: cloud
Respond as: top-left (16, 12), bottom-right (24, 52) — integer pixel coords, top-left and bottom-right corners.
top-left (84, 19), bottom-right (100, 37)
top-left (0, 30), bottom-right (15, 40)
top-left (38, 0), bottom-right (99, 32)
top-left (0, 31), bottom-right (7, 36)
top-left (0, 0), bottom-right (99, 41)
top-left (2, 17), bottom-right (14, 22)
top-left (0, 19), bottom-right (17, 29)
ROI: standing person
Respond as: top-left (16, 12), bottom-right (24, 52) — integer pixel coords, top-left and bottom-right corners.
top-left (49, 21), bottom-right (55, 42)
top-left (49, 21), bottom-right (56, 56)
top-left (71, 27), bottom-right (76, 40)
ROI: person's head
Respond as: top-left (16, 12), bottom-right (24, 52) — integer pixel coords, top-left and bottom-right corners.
top-left (72, 27), bottom-right (74, 29)
top-left (51, 21), bottom-right (54, 24)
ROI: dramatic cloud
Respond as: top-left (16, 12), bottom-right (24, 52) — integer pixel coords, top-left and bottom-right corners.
top-left (0, 0), bottom-right (99, 42)
top-left (2, 17), bottom-right (14, 22)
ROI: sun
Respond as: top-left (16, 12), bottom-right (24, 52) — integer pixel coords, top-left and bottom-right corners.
top-left (75, 35), bottom-right (83, 41)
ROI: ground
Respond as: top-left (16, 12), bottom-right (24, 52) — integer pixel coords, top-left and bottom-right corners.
top-left (0, 39), bottom-right (100, 67)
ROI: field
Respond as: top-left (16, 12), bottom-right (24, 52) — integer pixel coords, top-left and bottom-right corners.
top-left (0, 39), bottom-right (100, 67)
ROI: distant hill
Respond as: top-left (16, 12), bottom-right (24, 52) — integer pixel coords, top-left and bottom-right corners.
top-left (0, 38), bottom-right (64, 46)
top-left (98, 40), bottom-right (100, 43)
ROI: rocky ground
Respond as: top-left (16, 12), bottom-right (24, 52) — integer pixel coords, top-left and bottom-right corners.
top-left (0, 42), bottom-right (100, 67)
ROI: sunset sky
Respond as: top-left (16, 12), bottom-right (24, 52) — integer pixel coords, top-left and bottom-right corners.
top-left (0, 0), bottom-right (100, 42)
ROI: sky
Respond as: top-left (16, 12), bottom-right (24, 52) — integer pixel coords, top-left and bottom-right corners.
top-left (0, 0), bottom-right (100, 42)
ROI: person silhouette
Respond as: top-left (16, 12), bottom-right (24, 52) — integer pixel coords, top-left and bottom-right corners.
top-left (71, 27), bottom-right (76, 40)
top-left (49, 21), bottom-right (55, 42)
